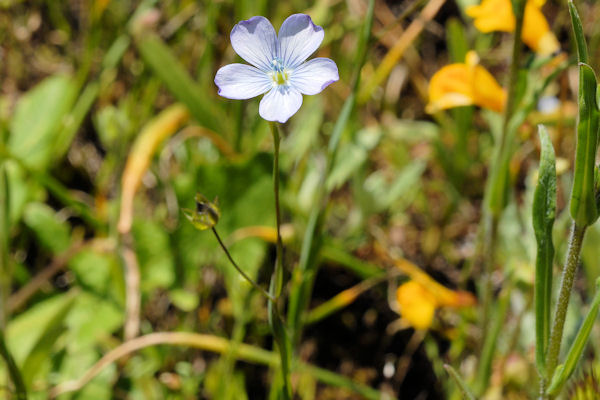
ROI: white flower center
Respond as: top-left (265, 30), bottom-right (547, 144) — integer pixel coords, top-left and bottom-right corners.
top-left (270, 58), bottom-right (289, 86)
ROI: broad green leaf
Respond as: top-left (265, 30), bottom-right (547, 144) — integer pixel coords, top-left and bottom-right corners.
top-left (169, 289), bottom-right (199, 312)
top-left (69, 249), bottom-right (121, 298)
top-left (3, 161), bottom-right (43, 225)
top-left (548, 278), bottom-right (600, 395)
top-left (23, 202), bottom-right (71, 254)
top-left (65, 292), bottom-right (123, 350)
top-left (6, 291), bottom-right (77, 387)
top-left (9, 75), bottom-right (77, 170)
top-left (132, 219), bottom-right (175, 291)
top-left (569, 63), bottom-right (599, 226)
top-left (532, 125), bottom-right (557, 374)
top-left (134, 33), bottom-right (227, 134)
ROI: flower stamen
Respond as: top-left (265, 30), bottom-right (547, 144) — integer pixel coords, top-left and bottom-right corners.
top-left (270, 58), bottom-right (289, 86)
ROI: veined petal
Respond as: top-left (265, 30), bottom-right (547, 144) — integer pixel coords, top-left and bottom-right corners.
top-left (278, 14), bottom-right (324, 69)
top-left (230, 16), bottom-right (278, 71)
top-left (259, 86), bottom-right (303, 123)
top-left (215, 63), bottom-right (272, 99)
top-left (290, 58), bottom-right (339, 95)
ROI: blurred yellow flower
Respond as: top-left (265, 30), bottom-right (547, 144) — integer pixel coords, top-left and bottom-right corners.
top-left (396, 281), bottom-right (438, 330)
top-left (466, 0), bottom-right (560, 55)
top-left (426, 51), bottom-right (506, 113)
top-left (395, 277), bottom-right (476, 330)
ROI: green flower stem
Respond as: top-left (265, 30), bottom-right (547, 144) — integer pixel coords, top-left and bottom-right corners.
top-left (270, 122), bottom-right (284, 298)
top-left (268, 121), bottom-right (292, 400)
top-left (545, 223), bottom-right (587, 385)
top-left (211, 227), bottom-right (276, 303)
top-left (0, 330), bottom-right (27, 400)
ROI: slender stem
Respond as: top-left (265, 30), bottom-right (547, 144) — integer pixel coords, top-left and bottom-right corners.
top-left (211, 227), bottom-right (276, 303)
top-left (480, 215), bottom-right (497, 338)
top-left (545, 223), bottom-right (587, 383)
top-left (270, 122), bottom-right (284, 298)
top-left (0, 330), bottom-right (27, 400)
top-left (268, 122), bottom-right (292, 399)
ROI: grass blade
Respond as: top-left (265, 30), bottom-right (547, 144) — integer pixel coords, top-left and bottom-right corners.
top-left (134, 33), bottom-right (228, 134)
top-left (533, 125), bottom-right (557, 374)
top-left (444, 364), bottom-right (476, 400)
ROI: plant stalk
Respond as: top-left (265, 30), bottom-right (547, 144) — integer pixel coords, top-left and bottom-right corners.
top-left (545, 223), bottom-right (587, 384)
top-left (268, 122), bottom-right (292, 399)
top-left (211, 227), bottom-right (276, 303)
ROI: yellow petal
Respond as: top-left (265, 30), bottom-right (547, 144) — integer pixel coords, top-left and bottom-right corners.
top-left (522, 2), bottom-right (559, 55)
top-left (471, 63), bottom-right (507, 112)
top-left (466, 0), bottom-right (515, 33)
top-left (427, 52), bottom-right (506, 113)
top-left (467, 0), bottom-right (559, 55)
top-left (396, 281), bottom-right (437, 330)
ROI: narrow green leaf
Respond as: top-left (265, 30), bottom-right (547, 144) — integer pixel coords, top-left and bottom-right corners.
top-left (533, 125), bottom-right (557, 374)
top-left (548, 277), bottom-right (600, 395)
top-left (446, 18), bottom-right (468, 63)
top-left (54, 82), bottom-right (100, 160)
top-left (134, 33), bottom-right (227, 134)
top-left (474, 283), bottom-right (512, 395)
top-left (569, 63), bottom-right (599, 226)
top-left (568, 0), bottom-right (589, 64)
top-left (444, 364), bottom-right (477, 400)
top-left (7, 291), bottom-right (77, 387)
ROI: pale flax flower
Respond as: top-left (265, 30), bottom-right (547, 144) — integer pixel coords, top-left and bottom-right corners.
top-left (215, 14), bottom-right (339, 123)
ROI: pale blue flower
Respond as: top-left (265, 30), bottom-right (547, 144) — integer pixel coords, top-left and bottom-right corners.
top-left (215, 14), bottom-right (339, 123)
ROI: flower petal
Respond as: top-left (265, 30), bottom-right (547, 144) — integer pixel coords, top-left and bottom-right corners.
top-left (215, 63), bottom-right (273, 99)
top-left (522, 2), bottom-right (559, 55)
top-left (466, 0), bottom-right (515, 33)
top-left (289, 58), bottom-right (339, 95)
top-left (230, 16), bottom-right (278, 71)
top-left (278, 14), bottom-right (324, 69)
top-left (259, 86), bottom-right (303, 123)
